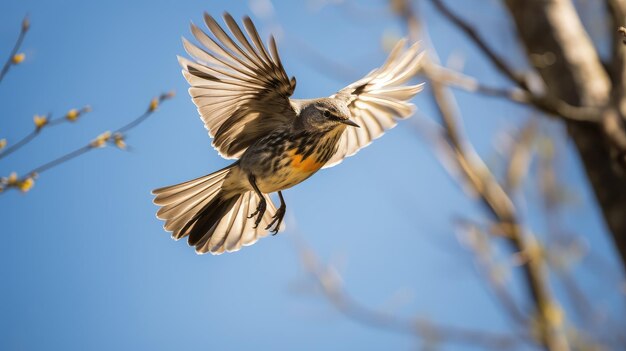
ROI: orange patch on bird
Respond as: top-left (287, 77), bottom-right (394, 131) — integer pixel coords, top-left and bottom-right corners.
top-left (289, 149), bottom-right (324, 172)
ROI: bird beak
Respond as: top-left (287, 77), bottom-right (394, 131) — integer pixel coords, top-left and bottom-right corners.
top-left (340, 119), bottom-right (360, 128)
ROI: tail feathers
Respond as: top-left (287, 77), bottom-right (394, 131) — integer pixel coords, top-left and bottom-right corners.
top-left (152, 166), bottom-right (278, 255)
top-left (191, 191), bottom-right (277, 254)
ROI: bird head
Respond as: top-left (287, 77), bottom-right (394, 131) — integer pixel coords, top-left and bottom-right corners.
top-left (298, 98), bottom-right (359, 132)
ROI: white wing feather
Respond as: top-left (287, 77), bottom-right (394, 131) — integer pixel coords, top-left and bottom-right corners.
top-left (325, 40), bottom-right (424, 168)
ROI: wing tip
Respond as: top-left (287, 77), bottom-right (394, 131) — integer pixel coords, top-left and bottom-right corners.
top-left (203, 11), bottom-right (216, 23)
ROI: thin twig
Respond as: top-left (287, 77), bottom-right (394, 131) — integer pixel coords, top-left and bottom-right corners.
top-left (0, 129), bottom-right (39, 160)
top-left (428, 60), bottom-right (601, 123)
top-left (29, 145), bottom-right (92, 175)
top-left (427, 65), bottom-right (528, 102)
top-left (297, 242), bottom-right (523, 349)
top-left (453, 218), bottom-right (529, 325)
top-left (0, 92), bottom-right (174, 193)
top-left (114, 94), bottom-right (171, 134)
top-left (0, 16), bottom-right (29, 84)
top-left (428, 0), bottom-right (527, 89)
top-left (0, 107), bottom-right (91, 160)
top-left (536, 140), bottom-right (621, 349)
top-left (504, 119), bottom-right (537, 193)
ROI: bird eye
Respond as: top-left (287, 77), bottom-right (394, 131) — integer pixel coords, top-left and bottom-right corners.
top-left (323, 110), bottom-right (331, 118)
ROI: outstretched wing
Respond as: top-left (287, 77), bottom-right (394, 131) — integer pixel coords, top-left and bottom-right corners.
top-left (324, 40), bottom-right (423, 168)
top-left (180, 13), bottom-right (297, 159)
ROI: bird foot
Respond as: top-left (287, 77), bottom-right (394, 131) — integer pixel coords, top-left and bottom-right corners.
top-left (265, 204), bottom-right (286, 235)
top-left (248, 198), bottom-right (267, 228)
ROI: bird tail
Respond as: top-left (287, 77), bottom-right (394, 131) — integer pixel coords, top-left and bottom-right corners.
top-left (152, 164), bottom-right (276, 255)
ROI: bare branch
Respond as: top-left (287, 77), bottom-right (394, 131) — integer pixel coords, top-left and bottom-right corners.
top-left (397, 1), bottom-right (571, 349)
top-left (428, 0), bottom-right (527, 89)
top-left (454, 219), bottom-right (529, 325)
top-left (427, 65), bottom-right (602, 122)
top-left (0, 16), bottom-right (29, 85)
top-left (297, 242), bottom-right (523, 349)
top-left (429, 55), bottom-right (568, 351)
top-left (427, 64), bottom-right (528, 102)
top-left (504, 119), bottom-right (537, 193)
top-left (0, 107), bottom-right (91, 160)
top-left (427, 0), bottom-right (617, 127)
top-left (0, 92), bottom-right (174, 194)
top-left (431, 60), bottom-right (626, 172)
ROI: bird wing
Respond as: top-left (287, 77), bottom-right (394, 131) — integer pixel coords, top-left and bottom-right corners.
top-left (323, 40), bottom-right (423, 169)
top-left (180, 13), bottom-right (297, 159)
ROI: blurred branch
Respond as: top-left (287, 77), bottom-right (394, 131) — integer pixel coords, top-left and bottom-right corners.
top-left (428, 0), bottom-right (527, 89)
top-left (454, 219), bottom-right (529, 326)
top-left (504, 119), bottom-right (536, 193)
top-left (427, 0), bottom-right (626, 271)
top-left (427, 74), bottom-right (570, 351)
top-left (535, 141), bottom-right (626, 348)
top-left (298, 242), bottom-right (522, 350)
top-left (0, 92), bottom-right (174, 194)
top-left (395, 1), bottom-right (570, 350)
top-left (427, 0), bottom-right (626, 160)
top-left (427, 65), bottom-right (527, 102)
top-left (427, 66), bottom-right (567, 351)
top-left (427, 65), bottom-right (601, 122)
top-left (0, 16), bottom-right (29, 85)
top-left (502, 0), bottom-right (626, 273)
top-left (0, 106), bottom-right (91, 160)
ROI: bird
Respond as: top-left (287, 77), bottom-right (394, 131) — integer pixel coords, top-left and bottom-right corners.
top-left (152, 12), bottom-right (423, 255)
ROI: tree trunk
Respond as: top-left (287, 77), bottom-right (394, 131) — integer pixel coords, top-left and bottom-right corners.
top-left (504, 0), bottom-right (626, 271)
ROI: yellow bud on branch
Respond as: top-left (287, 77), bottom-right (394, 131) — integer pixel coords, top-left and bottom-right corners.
top-left (149, 98), bottom-right (159, 112)
top-left (66, 109), bottom-right (79, 121)
top-left (12, 53), bottom-right (25, 64)
top-left (33, 115), bottom-right (48, 129)
top-left (113, 133), bottom-right (126, 150)
top-left (18, 177), bottom-right (34, 192)
top-left (90, 131), bottom-right (111, 148)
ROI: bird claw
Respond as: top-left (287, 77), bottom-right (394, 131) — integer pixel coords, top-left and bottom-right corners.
top-left (265, 205), bottom-right (286, 235)
top-left (249, 198), bottom-right (267, 228)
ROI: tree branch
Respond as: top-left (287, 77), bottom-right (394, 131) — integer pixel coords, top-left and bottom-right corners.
top-left (396, 1), bottom-right (571, 349)
top-left (297, 242), bottom-right (523, 349)
top-left (0, 107), bottom-right (91, 160)
top-left (427, 65), bottom-right (602, 122)
top-left (0, 16), bottom-right (29, 85)
top-left (0, 92), bottom-right (174, 194)
top-left (428, 0), bottom-right (528, 89)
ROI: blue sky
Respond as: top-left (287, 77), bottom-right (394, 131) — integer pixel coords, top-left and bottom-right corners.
top-left (1, 0), bottom-right (623, 350)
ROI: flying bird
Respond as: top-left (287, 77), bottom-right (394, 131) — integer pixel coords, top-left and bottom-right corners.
top-left (152, 13), bottom-right (423, 255)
